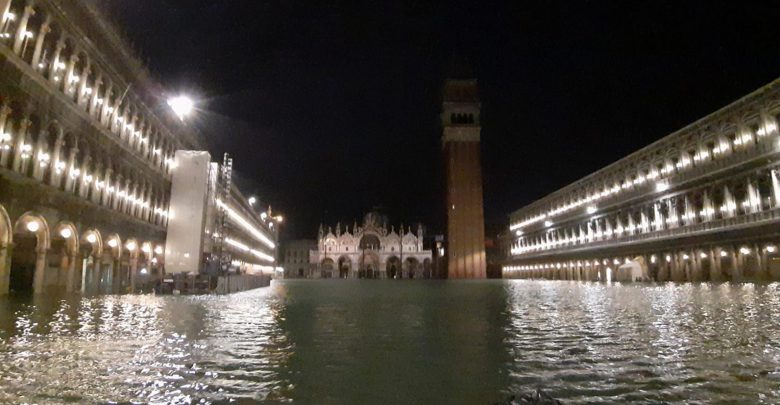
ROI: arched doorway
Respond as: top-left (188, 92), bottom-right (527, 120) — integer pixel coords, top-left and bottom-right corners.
top-left (423, 258), bottom-right (432, 279)
top-left (0, 205), bottom-right (12, 295)
top-left (386, 256), bottom-right (400, 279)
top-left (79, 229), bottom-right (102, 294)
top-left (101, 234), bottom-right (122, 293)
top-left (404, 257), bottom-right (419, 279)
top-left (122, 239), bottom-right (140, 293)
top-left (321, 258), bottom-right (335, 278)
top-left (359, 234), bottom-right (381, 251)
top-left (359, 252), bottom-right (379, 279)
top-left (11, 212), bottom-right (50, 294)
top-left (337, 256), bottom-right (352, 279)
top-left (52, 222), bottom-right (79, 292)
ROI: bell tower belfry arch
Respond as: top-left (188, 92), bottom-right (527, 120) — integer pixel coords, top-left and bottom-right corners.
top-left (441, 69), bottom-right (486, 279)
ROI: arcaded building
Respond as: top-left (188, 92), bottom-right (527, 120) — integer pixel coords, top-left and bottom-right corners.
top-left (310, 212), bottom-right (432, 279)
top-left (0, 0), bottom-right (201, 294)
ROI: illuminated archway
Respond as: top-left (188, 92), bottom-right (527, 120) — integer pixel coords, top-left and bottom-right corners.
top-left (0, 204), bottom-right (12, 295)
top-left (79, 229), bottom-right (103, 294)
top-left (12, 212), bottom-right (50, 294)
top-left (52, 221), bottom-right (79, 292)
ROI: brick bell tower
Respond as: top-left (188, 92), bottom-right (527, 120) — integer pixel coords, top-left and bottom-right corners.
top-left (441, 66), bottom-right (486, 279)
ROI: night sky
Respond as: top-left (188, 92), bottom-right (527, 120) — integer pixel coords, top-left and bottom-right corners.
top-left (105, 0), bottom-right (780, 240)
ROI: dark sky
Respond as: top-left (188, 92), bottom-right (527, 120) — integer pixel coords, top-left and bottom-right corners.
top-left (105, 0), bottom-right (780, 240)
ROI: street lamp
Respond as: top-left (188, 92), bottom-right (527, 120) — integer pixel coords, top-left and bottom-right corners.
top-left (248, 196), bottom-right (256, 206)
top-left (167, 95), bottom-right (194, 120)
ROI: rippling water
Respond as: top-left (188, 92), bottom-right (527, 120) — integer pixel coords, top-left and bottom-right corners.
top-left (0, 280), bottom-right (779, 404)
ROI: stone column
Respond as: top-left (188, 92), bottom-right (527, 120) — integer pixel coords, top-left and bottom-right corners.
top-left (12, 4), bottom-right (33, 55)
top-left (0, 0), bottom-right (11, 28)
top-left (755, 243), bottom-right (766, 280)
top-left (129, 254), bottom-right (138, 293)
top-left (100, 83), bottom-right (113, 125)
top-left (730, 250), bottom-right (741, 282)
top-left (32, 246), bottom-right (47, 294)
top-left (30, 15), bottom-right (50, 69)
top-left (710, 247), bottom-right (720, 281)
top-left (48, 132), bottom-right (63, 187)
top-left (101, 167), bottom-right (112, 206)
top-left (0, 102), bottom-right (12, 168)
top-left (0, 243), bottom-right (9, 295)
top-left (89, 74), bottom-right (102, 117)
top-left (31, 128), bottom-right (46, 181)
top-left (48, 38), bottom-right (65, 83)
top-left (76, 61), bottom-right (91, 107)
top-left (11, 117), bottom-right (30, 173)
top-left (112, 174), bottom-right (123, 210)
top-left (63, 145), bottom-right (77, 192)
top-left (64, 53), bottom-right (79, 96)
top-left (65, 252), bottom-right (78, 293)
top-left (91, 161), bottom-right (103, 204)
top-left (78, 151), bottom-right (91, 198)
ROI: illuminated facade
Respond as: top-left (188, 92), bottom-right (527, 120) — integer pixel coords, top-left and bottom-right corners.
top-left (310, 212), bottom-right (432, 279)
top-left (442, 75), bottom-right (486, 279)
top-left (0, 0), bottom-right (200, 294)
top-left (505, 78), bottom-right (780, 282)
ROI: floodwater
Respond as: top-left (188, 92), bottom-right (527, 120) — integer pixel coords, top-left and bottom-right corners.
top-left (0, 280), bottom-right (779, 404)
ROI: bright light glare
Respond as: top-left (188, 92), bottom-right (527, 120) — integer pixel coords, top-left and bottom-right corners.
top-left (248, 196), bottom-right (257, 205)
top-left (655, 182), bottom-right (670, 192)
top-left (59, 228), bottom-right (72, 239)
top-left (26, 221), bottom-right (39, 232)
top-left (167, 96), bottom-right (194, 120)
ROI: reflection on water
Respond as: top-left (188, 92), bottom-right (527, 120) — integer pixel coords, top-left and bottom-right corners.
top-left (0, 280), bottom-right (778, 403)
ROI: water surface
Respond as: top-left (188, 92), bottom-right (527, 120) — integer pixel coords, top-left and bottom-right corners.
top-left (0, 280), bottom-right (778, 403)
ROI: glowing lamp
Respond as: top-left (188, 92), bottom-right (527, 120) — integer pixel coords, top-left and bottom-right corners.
top-left (59, 228), bottom-right (72, 239)
top-left (26, 221), bottom-right (40, 232)
top-left (86, 233), bottom-right (97, 244)
top-left (167, 95), bottom-right (194, 120)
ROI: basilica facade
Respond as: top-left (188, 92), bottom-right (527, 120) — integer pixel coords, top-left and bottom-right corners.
top-left (310, 212), bottom-right (433, 279)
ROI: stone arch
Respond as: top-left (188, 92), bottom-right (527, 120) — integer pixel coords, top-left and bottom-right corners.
top-left (359, 232), bottom-right (381, 250)
top-left (0, 204), bottom-right (12, 295)
top-left (320, 257), bottom-right (335, 278)
top-left (404, 257), bottom-right (420, 279)
top-left (337, 255), bottom-right (351, 278)
top-left (52, 221), bottom-right (79, 292)
top-left (11, 211), bottom-right (50, 293)
top-left (80, 228), bottom-right (103, 258)
top-left (105, 233), bottom-right (121, 259)
top-left (358, 251), bottom-right (380, 278)
top-left (52, 221), bottom-right (78, 255)
top-left (386, 256), bottom-right (400, 279)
